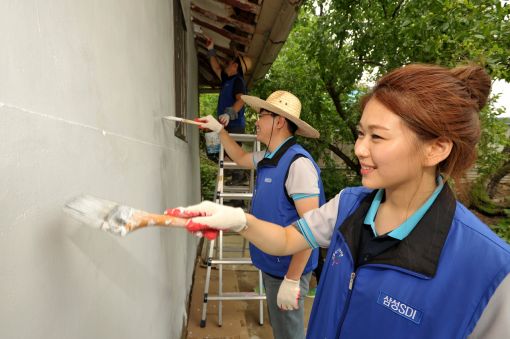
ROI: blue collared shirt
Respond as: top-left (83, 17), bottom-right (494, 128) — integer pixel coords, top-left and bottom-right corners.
top-left (364, 176), bottom-right (445, 240)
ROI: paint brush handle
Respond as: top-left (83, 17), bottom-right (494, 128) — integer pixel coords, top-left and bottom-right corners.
top-left (130, 212), bottom-right (188, 230)
top-left (163, 116), bottom-right (202, 126)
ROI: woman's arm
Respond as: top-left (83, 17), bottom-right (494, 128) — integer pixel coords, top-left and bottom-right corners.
top-left (242, 214), bottom-right (311, 256)
top-left (183, 201), bottom-right (310, 255)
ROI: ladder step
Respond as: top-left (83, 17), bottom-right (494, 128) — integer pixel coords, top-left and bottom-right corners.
top-left (219, 192), bottom-right (253, 200)
top-left (229, 133), bottom-right (259, 142)
top-left (223, 161), bottom-right (249, 169)
top-left (221, 247), bottom-right (247, 253)
top-left (207, 292), bottom-right (266, 301)
top-left (223, 186), bottom-right (251, 193)
top-left (211, 258), bottom-right (252, 265)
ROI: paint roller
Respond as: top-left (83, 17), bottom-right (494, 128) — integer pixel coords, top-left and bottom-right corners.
top-left (63, 194), bottom-right (217, 239)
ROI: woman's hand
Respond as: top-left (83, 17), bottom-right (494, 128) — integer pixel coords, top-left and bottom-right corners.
top-left (175, 201), bottom-right (247, 233)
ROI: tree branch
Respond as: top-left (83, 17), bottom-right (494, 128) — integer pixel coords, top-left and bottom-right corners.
top-left (378, 0), bottom-right (388, 17)
top-left (327, 143), bottom-right (360, 174)
top-left (323, 79), bottom-right (359, 136)
top-left (392, 0), bottom-right (406, 19)
top-left (487, 145), bottom-right (510, 199)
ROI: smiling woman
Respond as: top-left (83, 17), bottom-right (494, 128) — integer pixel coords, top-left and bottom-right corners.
top-left (354, 98), bottom-right (443, 221)
top-left (179, 63), bottom-right (510, 339)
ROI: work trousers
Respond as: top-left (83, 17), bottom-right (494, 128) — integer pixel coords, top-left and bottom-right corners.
top-left (262, 271), bottom-right (312, 339)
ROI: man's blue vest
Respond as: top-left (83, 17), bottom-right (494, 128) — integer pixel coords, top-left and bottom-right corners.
top-left (307, 186), bottom-right (510, 338)
top-left (217, 73), bottom-right (246, 129)
top-left (250, 141), bottom-right (326, 277)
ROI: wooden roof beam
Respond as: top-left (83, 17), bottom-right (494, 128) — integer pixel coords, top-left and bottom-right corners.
top-left (191, 17), bottom-right (251, 46)
top-left (195, 36), bottom-right (234, 57)
top-left (213, 0), bottom-right (260, 15)
top-left (191, 3), bottom-right (255, 34)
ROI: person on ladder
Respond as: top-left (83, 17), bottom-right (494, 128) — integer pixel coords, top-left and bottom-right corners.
top-left (206, 35), bottom-right (252, 187)
top-left (196, 90), bottom-right (326, 339)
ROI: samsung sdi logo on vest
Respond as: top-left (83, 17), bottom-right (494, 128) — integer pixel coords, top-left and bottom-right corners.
top-left (264, 177), bottom-right (272, 183)
top-left (377, 291), bottom-right (423, 324)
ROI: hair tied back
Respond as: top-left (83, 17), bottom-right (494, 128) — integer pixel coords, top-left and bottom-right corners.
top-left (450, 65), bottom-right (491, 110)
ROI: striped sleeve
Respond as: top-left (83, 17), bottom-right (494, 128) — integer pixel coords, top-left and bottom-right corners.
top-left (296, 191), bottom-right (342, 248)
top-left (291, 193), bottom-right (320, 201)
top-left (296, 218), bottom-right (319, 248)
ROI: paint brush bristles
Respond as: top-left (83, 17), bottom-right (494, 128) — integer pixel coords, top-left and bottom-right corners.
top-left (64, 195), bottom-right (117, 229)
top-left (64, 195), bottom-right (188, 237)
top-left (162, 116), bottom-right (202, 126)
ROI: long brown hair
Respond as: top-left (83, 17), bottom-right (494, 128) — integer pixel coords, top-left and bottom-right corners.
top-left (361, 64), bottom-right (491, 182)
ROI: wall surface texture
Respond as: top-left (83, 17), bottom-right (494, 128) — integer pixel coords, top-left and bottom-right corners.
top-left (0, 1), bottom-right (200, 338)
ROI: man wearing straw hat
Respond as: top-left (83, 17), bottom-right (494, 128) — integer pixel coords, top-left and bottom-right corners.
top-left (206, 36), bottom-right (252, 185)
top-left (197, 90), bottom-right (325, 339)
top-left (206, 36), bottom-right (252, 135)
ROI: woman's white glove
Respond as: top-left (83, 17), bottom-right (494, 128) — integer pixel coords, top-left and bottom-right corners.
top-left (196, 115), bottom-right (223, 133)
top-left (277, 276), bottom-right (301, 311)
top-left (183, 201), bottom-right (247, 233)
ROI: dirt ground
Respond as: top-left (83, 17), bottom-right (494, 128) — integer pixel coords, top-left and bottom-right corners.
top-left (185, 235), bottom-right (316, 339)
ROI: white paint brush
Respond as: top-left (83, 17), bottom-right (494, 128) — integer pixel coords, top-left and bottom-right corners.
top-left (64, 195), bottom-right (189, 237)
top-left (162, 116), bottom-right (202, 126)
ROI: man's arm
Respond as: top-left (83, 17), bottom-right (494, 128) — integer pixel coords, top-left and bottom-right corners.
top-left (220, 78), bottom-right (246, 125)
top-left (219, 93), bottom-right (245, 125)
top-left (232, 93), bottom-right (245, 114)
top-left (206, 37), bottom-right (221, 79)
top-left (277, 157), bottom-right (322, 311)
top-left (209, 53), bottom-right (222, 80)
top-left (277, 196), bottom-right (319, 311)
top-left (217, 128), bottom-right (254, 168)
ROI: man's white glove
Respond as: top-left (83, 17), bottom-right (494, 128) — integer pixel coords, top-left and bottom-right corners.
top-left (277, 276), bottom-right (301, 311)
top-left (184, 201), bottom-right (247, 233)
top-left (223, 106), bottom-right (238, 120)
top-left (197, 115), bottom-right (223, 133)
top-left (218, 113), bottom-right (230, 126)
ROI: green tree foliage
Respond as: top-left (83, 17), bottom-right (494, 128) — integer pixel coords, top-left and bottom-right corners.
top-left (250, 0), bottom-right (510, 205)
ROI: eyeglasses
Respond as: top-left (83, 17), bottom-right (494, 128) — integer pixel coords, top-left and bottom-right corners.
top-left (257, 111), bottom-right (276, 120)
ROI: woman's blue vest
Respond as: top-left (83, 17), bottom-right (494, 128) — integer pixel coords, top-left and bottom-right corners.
top-left (250, 141), bottom-right (326, 277)
top-left (307, 186), bottom-right (510, 338)
top-left (217, 73), bottom-right (246, 129)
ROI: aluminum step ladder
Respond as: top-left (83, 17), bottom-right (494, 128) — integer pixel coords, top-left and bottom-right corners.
top-left (200, 133), bottom-right (266, 328)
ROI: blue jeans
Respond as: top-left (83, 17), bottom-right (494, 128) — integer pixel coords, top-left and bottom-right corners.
top-left (262, 272), bottom-right (311, 339)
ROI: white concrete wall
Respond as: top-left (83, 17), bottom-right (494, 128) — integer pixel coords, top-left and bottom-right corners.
top-left (0, 1), bottom-right (200, 338)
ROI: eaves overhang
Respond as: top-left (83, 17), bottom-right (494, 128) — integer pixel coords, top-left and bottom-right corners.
top-left (190, 0), bottom-right (303, 91)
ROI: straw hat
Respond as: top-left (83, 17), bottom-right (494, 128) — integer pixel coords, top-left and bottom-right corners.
top-left (238, 55), bottom-right (252, 75)
top-left (241, 90), bottom-right (320, 138)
